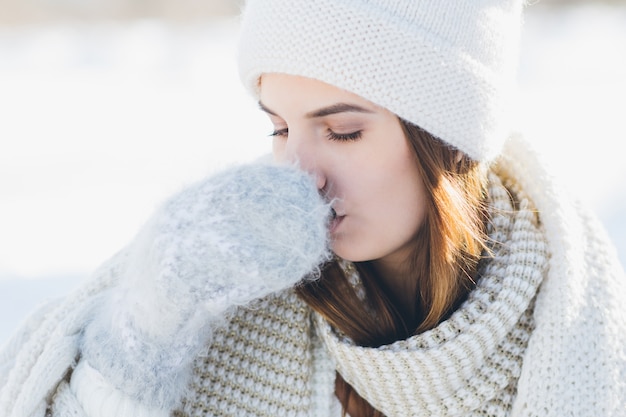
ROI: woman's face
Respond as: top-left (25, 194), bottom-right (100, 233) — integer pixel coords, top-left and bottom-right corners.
top-left (259, 73), bottom-right (427, 272)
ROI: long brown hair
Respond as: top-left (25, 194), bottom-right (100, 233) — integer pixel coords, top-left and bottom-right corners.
top-left (296, 119), bottom-right (489, 417)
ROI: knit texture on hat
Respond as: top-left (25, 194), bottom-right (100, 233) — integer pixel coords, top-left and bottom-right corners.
top-left (237, 0), bottom-right (523, 162)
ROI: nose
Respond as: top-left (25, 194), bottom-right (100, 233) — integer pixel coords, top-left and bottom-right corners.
top-left (282, 133), bottom-right (327, 191)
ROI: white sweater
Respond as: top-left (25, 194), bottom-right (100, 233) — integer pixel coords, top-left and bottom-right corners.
top-left (1, 135), bottom-right (625, 417)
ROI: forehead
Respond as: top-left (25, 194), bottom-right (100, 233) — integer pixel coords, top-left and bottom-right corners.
top-left (259, 73), bottom-right (386, 117)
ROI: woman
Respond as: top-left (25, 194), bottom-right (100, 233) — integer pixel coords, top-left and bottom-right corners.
top-left (1, 0), bottom-right (625, 416)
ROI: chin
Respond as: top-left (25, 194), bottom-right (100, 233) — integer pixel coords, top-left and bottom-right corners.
top-left (331, 240), bottom-right (374, 263)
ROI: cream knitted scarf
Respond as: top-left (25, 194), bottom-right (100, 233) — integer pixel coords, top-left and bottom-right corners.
top-left (315, 171), bottom-right (547, 416)
top-left (175, 169), bottom-right (548, 417)
top-left (3, 136), bottom-right (623, 417)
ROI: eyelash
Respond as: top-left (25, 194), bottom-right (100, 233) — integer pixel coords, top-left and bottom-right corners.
top-left (269, 129), bottom-right (288, 138)
top-left (268, 129), bottom-right (363, 142)
top-left (327, 130), bottom-right (362, 142)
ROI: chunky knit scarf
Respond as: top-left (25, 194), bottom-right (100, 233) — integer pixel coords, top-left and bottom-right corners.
top-left (2, 136), bottom-right (624, 417)
top-left (315, 172), bottom-right (547, 416)
top-left (172, 170), bottom-right (548, 417)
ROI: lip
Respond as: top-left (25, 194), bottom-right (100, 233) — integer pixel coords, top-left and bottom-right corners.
top-left (329, 214), bottom-right (345, 234)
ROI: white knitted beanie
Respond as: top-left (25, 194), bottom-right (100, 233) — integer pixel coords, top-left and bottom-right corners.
top-left (237, 0), bottom-right (524, 162)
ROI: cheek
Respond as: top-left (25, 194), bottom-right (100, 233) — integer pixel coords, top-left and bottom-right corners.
top-left (377, 167), bottom-right (427, 235)
top-left (372, 148), bottom-right (425, 214)
top-left (332, 159), bottom-right (427, 261)
top-left (376, 146), bottom-right (427, 235)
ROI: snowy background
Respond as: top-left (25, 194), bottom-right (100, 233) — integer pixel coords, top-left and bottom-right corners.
top-left (1, 2), bottom-right (625, 344)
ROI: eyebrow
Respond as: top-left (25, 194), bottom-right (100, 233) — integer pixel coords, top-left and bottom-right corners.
top-left (258, 101), bottom-right (374, 118)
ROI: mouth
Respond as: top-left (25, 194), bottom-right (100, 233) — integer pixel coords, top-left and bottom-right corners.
top-left (329, 208), bottom-right (345, 233)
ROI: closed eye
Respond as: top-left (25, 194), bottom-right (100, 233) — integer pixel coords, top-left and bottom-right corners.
top-left (269, 128), bottom-right (288, 138)
top-left (327, 130), bottom-right (362, 142)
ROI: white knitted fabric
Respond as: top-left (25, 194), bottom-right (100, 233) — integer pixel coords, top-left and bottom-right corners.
top-left (0, 249), bottom-right (125, 417)
top-left (237, 0), bottom-right (523, 162)
top-left (1, 136), bottom-right (625, 417)
top-left (502, 136), bottom-right (626, 416)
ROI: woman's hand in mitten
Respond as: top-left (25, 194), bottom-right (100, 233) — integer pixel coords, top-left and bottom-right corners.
top-left (78, 162), bottom-right (332, 410)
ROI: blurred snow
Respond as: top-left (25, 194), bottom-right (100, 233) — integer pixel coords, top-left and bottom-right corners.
top-left (1, 4), bottom-right (625, 343)
top-left (515, 3), bottom-right (626, 270)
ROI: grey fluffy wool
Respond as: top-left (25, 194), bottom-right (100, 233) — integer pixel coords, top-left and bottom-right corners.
top-left (80, 162), bottom-right (332, 408)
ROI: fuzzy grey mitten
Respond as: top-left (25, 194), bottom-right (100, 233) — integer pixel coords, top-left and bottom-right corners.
top-left (79, 162), bottom-right (331, 410)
